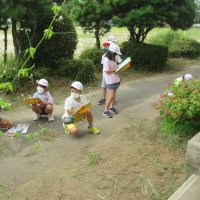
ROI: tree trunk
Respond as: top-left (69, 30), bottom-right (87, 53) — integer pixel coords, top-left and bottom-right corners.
top-left (3, 27), bottom-right (8, 63)
top-left (11, 19), bottom-right (23, 57)
top-left (94, 26), bottom-right (100, 49)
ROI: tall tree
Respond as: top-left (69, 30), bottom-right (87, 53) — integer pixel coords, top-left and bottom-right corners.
top-left (1, 0), bottom-right (50, 57)
top-left (0, 0), bottom-right (9, 62)
top-left (71, 0), bottom-right (113, 48)
top-left (112, 0), bottom-right (196, 43)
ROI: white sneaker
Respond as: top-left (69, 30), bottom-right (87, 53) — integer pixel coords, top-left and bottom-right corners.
top-left (48, 113), bottom-right (54, 122)
top-left (33, 113), bottom-right (41, 121)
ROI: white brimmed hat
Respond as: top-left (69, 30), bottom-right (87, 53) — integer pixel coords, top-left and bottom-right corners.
top-left (71, 81), bottom-right (83, 91)
top-left (109, 43), bottom-right (122, 55)
top-left (37, 79), bottom-right (48, 87)
top-left (183, 74), bottom-right (193, 81)
top-left (108, 35), bottom-right (116, 42)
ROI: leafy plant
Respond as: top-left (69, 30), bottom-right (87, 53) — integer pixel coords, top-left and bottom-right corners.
top-left (154, 80), bottom-right (200, 136)
top-left (79, 47), bottom-right (103, 71)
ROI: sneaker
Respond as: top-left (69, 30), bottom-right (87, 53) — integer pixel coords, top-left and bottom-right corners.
top-left (103, 111), bottom-right (112, 118)
top-left (98, 98), bottom-right (106, 105)
top-left (88, 126), bottom-right (100, 135)
top-left (63, 123), bottom-right (70, 135)
top-left (48, 113), bottom-right (54, 122)
top-left (33, 113), bottom-right (41, 121)
top-left (109, 107), bottom-right (118, 114)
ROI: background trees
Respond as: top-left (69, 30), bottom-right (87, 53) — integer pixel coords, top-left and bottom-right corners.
top-left (71, 0), bottom-right (113, 49)
top-left (112, 0), bottom-right (196, 43)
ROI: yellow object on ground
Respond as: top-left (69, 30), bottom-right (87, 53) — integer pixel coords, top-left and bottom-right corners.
top-left (88, 126), bottom-right (100, 135)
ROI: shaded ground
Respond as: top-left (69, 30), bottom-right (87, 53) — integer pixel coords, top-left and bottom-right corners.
top-left (0, 65), bottom-right (199, 200)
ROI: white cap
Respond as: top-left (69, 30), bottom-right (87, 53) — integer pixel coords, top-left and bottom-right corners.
top-left (37, 79), bottom-right (48, 87)
top-left (71, 81), bottom-right (83, 91)
top-left (183, 74), bottom-right (193, 81)
top-left (108, 35), bottom-right (116, 42)
top-left (109, 43), bottom-right (122, 55)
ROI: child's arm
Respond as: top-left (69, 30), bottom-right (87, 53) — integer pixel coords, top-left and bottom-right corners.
top-left (66, 105), bottom-right (83, 115)
top-left (105, 65), bottom-right (119, 74)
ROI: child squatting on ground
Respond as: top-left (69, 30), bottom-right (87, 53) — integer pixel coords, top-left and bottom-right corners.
top-left (32, 79), bottom-right (54, 122)
top-left (62, 81), bottom-right (100, 136)
top-left (103, 43), bottom-right (121, 118)
top-left (98, 35), bottom-right (122, 105)
top-left (0, 106), bottom-right (12, 130)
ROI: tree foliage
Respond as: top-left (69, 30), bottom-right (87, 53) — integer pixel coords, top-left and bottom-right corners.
top-left (71, 0), bottom-right (113, 48)
top-left (112, 0), bottom-right (196, 43)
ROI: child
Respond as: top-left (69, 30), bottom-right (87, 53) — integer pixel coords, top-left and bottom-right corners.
top-left (174, 73), bottom-right (193, 86)
top-left (62, 81), bottom-right (100, 136)
top-left (32, 78), bottom-right (54, 122)
top-left (0, 106), bottom-right (12, 130)
top-left (98, 36), bottom-right (122, 105)
top-left (103, 43), bottom-right (121, 118)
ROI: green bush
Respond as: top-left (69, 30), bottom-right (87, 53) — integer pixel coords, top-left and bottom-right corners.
top-left (149, 30), bottom-right (200, 58)
top-left (56, 58), bottom-right (95, 84)
top-left (121, 42), bottom-right (168, 71)
top-left (20, 12), bottom-right (77, 68)
top-left (79, 47), bottom-right (103, 71)
top-left (0, 56), bottom-right (29, 90)
top-left (154, 80), bottom-right (200, 137)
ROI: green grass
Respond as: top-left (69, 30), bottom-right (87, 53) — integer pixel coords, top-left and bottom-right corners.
top-left (87, 153), bottom-right (102, 166)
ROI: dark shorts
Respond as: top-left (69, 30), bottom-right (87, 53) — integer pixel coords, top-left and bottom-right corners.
top-left (107, 82), bottom-right (120, 90)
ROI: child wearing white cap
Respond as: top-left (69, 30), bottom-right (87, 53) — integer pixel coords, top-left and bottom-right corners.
top-left (102, 43), bottom-right (121, 118)
top-left (174, 73), bottom-right (193, 86)
top-left (98, 35), bottom-right (122, 105)
top-left (62, 81), bottom-right (100, 136)
top-left (32, 78), bottom-right (54, 121)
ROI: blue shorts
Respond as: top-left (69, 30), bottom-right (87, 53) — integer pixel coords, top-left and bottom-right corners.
top-left (107, 82), bottom-right (120, 90)
top-left (101, 77), bottom-right (107, 88)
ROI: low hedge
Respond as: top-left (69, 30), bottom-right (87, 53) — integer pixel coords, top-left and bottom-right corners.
top-left (79, 47), bottom-right (103, 71)
top-left (149, 30), bottom-right (200, 59)
top-left (121, 42), bottom-right (168, 71)
top-left (56, 58), bottom-right (95, 84)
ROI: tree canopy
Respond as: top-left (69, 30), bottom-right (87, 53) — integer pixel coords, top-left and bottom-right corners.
top-left (112, 0), bottom-right (196, 43)
top-left (71, 0), bottom-right (113, 48)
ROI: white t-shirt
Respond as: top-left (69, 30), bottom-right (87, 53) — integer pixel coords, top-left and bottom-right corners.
top-left (62, 95), bottom-right (87, 119)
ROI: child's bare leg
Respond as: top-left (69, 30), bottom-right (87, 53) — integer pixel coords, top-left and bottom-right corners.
top-left (45, 104), bottom-right (53, 114)
top-left (104, 90), bottom-right (116, 112)
top-left (70, 127), bottom-right (78, 135)
top-left (32, 104), bottom-right (42, 114)
top-left (102, 88), bottom-right (107, 99)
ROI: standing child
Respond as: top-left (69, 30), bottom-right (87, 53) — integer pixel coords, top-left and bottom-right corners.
top-left (98, 35), bottom-right (122, 105)
top-left (32, 78), bottom-right (54, 122)
top-left (103, 43), bottom-right (121, 118)
top-left (62, 81), bottom-right (100, 136)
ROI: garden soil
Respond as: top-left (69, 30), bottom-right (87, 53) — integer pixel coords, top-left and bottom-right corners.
top-left (0, 65), bottom-right (199, 200)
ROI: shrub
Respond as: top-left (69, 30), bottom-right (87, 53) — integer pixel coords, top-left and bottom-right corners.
top-left (121, 42), bottom-right (168, 71)
top-left (154, 80), bottom-right (200, 137)
top-left (56, 58), bottom-right (95, 84)
top-left (0, 56), bottom-right (30, 90)
top-left (149, 30), bottom-right (200, 58)
top-left (79, 47), bottom-right (103, 71)
top-left (20, 12), bottom-right (77, 68)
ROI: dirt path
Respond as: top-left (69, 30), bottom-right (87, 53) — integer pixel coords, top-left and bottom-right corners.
top-left (0, 65), bottom-right (199, 200)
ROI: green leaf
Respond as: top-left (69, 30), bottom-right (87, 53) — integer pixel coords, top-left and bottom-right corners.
top-left (34, 143), bottom-right (40, 150)
top-left (52, 5), bottom-right (62, 15)
top-left (0, 101), bottom-right (11, 110)
top-left (44, 27), bottom-right (54, 39)
top-left (0, 82), bottom-right (13, 92)
top-left (29, 47), bottom-right (36, 58)
top-left (0, 131), bottom-right (4, 136)
top-left (18, 68), bottom-right (29, 78)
